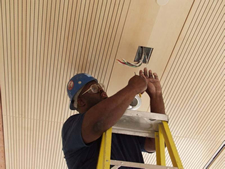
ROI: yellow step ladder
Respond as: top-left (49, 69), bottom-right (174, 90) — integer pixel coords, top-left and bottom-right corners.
top-left (96, 110), bottom-right (183, 169)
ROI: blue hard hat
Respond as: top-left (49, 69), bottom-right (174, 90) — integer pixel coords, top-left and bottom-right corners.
top-left (67, 73), bottom-right (97, 110)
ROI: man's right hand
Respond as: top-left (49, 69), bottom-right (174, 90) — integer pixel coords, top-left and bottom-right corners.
top-left (128, 75), bottom-right (147, 94)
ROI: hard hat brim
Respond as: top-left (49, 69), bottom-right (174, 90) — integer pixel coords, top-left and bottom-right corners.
top-left (70, 101), bottom-right (76, 110)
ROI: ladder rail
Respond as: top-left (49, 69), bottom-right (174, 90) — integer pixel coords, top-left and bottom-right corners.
top-left (161, 122), bottom-right (183, 169)
top-left (155, 124), bottom-right (166, 166)
top-left (97, 128), bottom-right (112, 169)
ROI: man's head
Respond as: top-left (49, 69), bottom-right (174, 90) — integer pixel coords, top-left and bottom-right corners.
top-left (67, 73), bottom-right (108, 113)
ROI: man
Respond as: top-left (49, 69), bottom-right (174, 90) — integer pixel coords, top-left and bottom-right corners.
top-left (62, 68), bottom-right (165, 169)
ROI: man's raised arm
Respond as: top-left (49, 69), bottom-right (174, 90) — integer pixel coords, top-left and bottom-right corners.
top-left (82, 75), bottom-right (147, 144)
top-left (139, 68), bottom-right (166, 152)
top-left (139, 68), bottom-right (165, 114)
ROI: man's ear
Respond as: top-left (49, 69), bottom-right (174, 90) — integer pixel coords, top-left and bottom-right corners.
top-left (77, 98), bottom-right (86, 107)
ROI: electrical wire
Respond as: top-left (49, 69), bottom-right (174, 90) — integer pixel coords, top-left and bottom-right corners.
top-left (117, 47), bottom-right (148, 67)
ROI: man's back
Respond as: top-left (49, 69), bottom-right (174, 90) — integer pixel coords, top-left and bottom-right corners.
top-left (62, 114), bottom-right (145, 169)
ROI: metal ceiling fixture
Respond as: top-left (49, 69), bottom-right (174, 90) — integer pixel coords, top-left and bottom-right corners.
top-left (127, 95), bottom-right (142, 110)
top-left (156, 0), bottom-right (169, 6)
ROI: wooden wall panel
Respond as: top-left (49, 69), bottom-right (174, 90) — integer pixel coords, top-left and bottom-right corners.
top-left (0, 90), bottom-right (6, 169)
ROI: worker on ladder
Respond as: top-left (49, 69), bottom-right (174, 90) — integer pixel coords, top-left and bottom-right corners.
top-left (62, 68), bottom-right (166, 169)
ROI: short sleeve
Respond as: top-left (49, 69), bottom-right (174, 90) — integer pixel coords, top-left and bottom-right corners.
top-left (62, 113), bottom-right (87, 156)
top-left (138, 136), bottom-right (147, 152)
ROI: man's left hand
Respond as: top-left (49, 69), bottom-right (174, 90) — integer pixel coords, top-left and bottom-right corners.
top-left (139, 68), bottom-right (162, 98)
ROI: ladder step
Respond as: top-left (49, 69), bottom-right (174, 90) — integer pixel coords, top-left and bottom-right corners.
top-left (112, 110), bottom-right (169, 138)
top-left (110, 160), bottom-right (178, 169)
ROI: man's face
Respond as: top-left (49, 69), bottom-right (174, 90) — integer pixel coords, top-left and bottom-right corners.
top-left (79, 81), bottom-right (108, 108)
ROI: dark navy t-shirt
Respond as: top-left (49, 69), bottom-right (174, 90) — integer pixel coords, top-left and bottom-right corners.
top-left (62, 113), bottom-right (146, 169)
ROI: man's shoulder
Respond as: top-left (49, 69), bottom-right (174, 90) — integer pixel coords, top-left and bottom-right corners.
top-left (62, 114), bottom-right (84, 133)
top-left (64, 113), bottom-right (85, 124)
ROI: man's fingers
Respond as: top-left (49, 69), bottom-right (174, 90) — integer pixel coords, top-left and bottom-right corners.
top-left (138, 70), bottom-right (144, 78)
top-left (140, 68), bottom-right (158, 80)
top-left (140, 72), bottom-right (146, 79)
top-left (144, 67), bottom-right (148, 77)
top-left (149, 70), bottom-right (153, 78)
top-left (139, 73), bottom-right (148, 86)
top-left (153, 73), bottom-right (159, 80)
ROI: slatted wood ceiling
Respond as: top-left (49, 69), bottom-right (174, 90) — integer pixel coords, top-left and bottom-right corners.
top-left (0, 0), bottom-right (224, 168)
